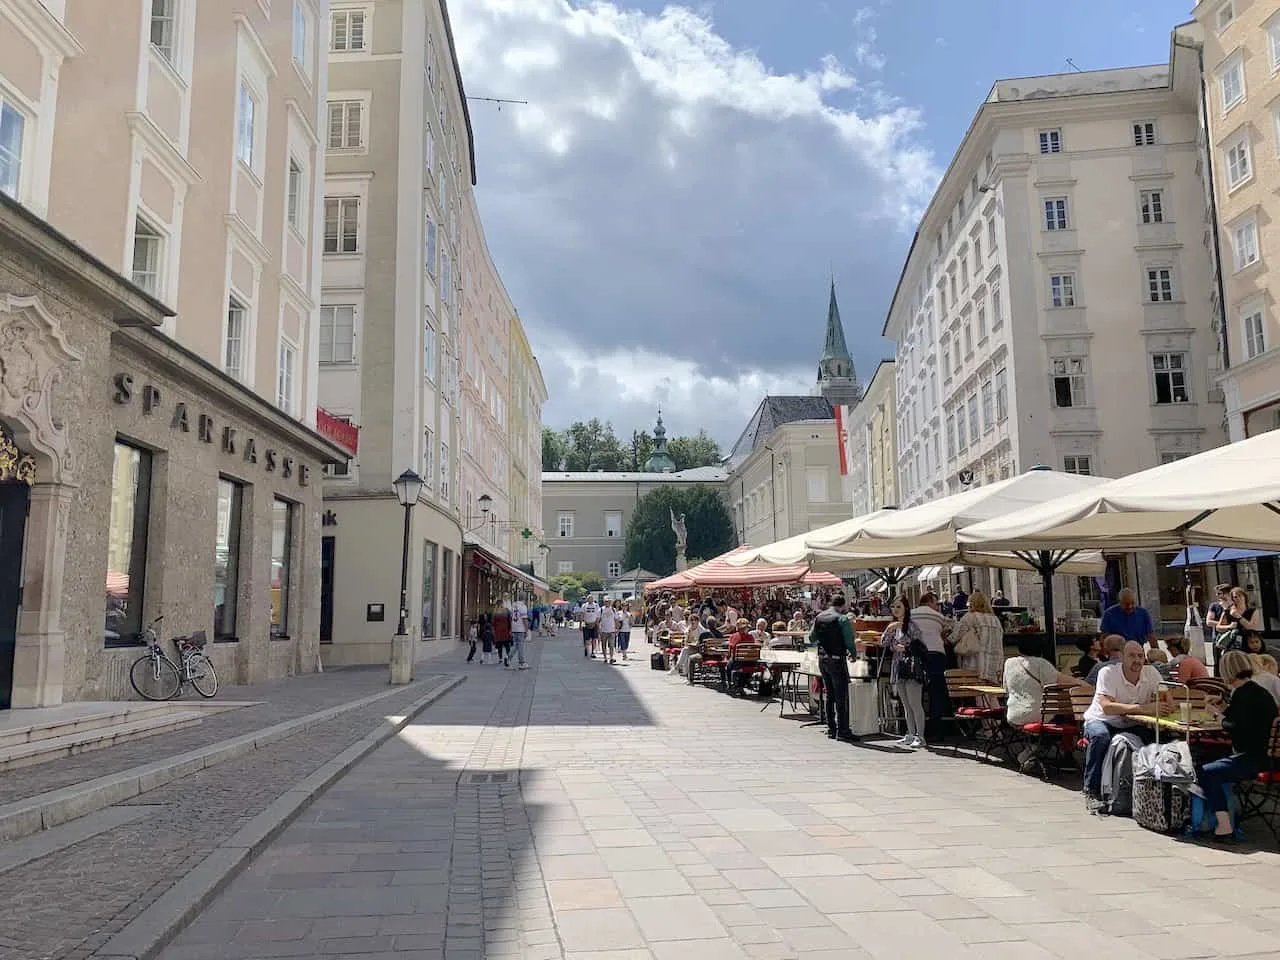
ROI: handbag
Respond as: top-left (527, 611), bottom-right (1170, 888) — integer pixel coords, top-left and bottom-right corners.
top-left (1215, 626), bottom-right (1241, 655)
top-left (1183, 605), bottom-right (1207, 661)
top-left (953, 618), bottom-right (980, 657)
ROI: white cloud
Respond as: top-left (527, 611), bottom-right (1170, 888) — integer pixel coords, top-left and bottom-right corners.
top-left (852, 7), bottom-right (886, 71)
top-left (451, 0), bottom-right (935, 440)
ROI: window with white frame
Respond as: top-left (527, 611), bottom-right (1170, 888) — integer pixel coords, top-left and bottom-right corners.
top-left (807, 468), bottom-right (828, 502)
top-left (1044, 198), bottom-right (1069, 231)
top-left (607, 561), bottom-right (622, 579)
top-left (1063, 455), bottom-right (1092, 476)
top-left (131, 218), bottom-right (162, 295)
top-left (987, 217), bottom-right (997, 251)
top-left (225, 299), bottom-right (246, 381)
top-left (1051, 357), bottom-right (1087, 408)
top-left (441, 250), bottom-right (452, 304)
top-left (1151, 352), bottom-right (1189, 404)
top-left (1270, 16), bottom-right (1280, 71)
top-left (424, 321), bottom-right (437, 381)
top-left (1225, 136), bottom-right (1251, 189)
top-left (1049, 272), bottom-right (1076, 308)
top-left (0, 98), bottom-right (25, 199)
top-left (236, 82), bottom-right (256, 168)
top-left (1146, 267), bottom-right (1175, 303)
top-left (973, 236), bottom-right (982, 269)
top-left (1220, 55), bottom-right (1244, 111)
top-left (991, 283), bottom-right (1002, 328)
top-left (963, 317), bottom-right (973, 355)
top-left (425, 216), bottom-right (437, 277)
top-left (287, 159), bottom-right (303, 229)
top-left (1140, 189), bottom-right (1164, 224)
top-left (976, 302), bottom-right (988, 341)
top-left (1243, 307), bottom-right (1266, 359)
top-left (277, 339), bottom-right (297, 415)
top-left (439, 442), bottom-right (450, 501)
top-left (330, 9), bottom-right (367, 51)
top-left (423, 428), bottom-right (435, 490)
top-left (945, 414), bottom-right (956, 459)
top-left (941, 339), bottom-right (951, 379)
top-left (952, 335), bottom-right (961, 372)
top-left (955, 405), bottom-right (968, 451)
top-left (1038, 128), bottom-right (1062, 154)
top-left (319, 305), bottom-right (355, 364)
top-left (981, 380), bottom-right (994, 433)
top-left (967, 394), bottom-right (979, 441)
top-left (292, 0), bottom-right (310, 71)
top-left (150, 0), bottom-right (177, 65)
top-left (557, 512), bottom-right (574, 538)
top-left (323, 197), bottom-right (359, 253)
top-left (604, 511), bottom-right (622, 537)
top-left (326, 100), bottom-right (363, 150)
top-left (1132, 120), bottom-right (1158, 146)
top-left (995, 367), bottom-right (1008, 421)
top-left (1216, 0), bottom-right (1234, 31)
top-left (1160, 452), bottom-right (1190, 464)
top-left (1232, 217), bottom-right (1259, 271)
top-left (556, 561), bottom-right (574, 575)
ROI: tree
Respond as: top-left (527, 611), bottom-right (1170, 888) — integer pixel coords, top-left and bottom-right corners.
top-left (549, 570), bottom-right (605, 603)
top-left (627, 430), bottom-right (654, 472)
top-left (564, 419), bottom-right (625, 472)
top-left (667, 431), bottom-right (723, 471)
top-left (622, 486), bottom-right (736, 576)
top-left (542, 427), bottom-right (567, 472)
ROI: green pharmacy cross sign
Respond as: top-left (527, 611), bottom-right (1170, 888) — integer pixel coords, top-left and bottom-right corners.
top-left (520, 527), bottom-right (532, 539)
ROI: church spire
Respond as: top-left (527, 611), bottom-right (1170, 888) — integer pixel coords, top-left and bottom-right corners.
top-left (817, 278), bottom-right (861, 405)
top-left (821, 278), bottom-right (851, 364)
top-left (644, 409), bottom-right (676, 473)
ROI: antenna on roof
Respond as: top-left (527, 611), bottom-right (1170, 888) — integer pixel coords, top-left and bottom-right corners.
top-left (1064, 58), bottom-right (1084, 73)
top-left (466, 96), bottom-right (530, 112)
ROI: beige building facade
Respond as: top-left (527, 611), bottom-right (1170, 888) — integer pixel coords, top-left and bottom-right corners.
top-left (0, 0), bottom-right (348, 708)
top-left (846, 360), bottom-right (897, 517)
top-left (508, 317), bottom-right (548, 580)
top-left (1189, 3), bottom-right (1280, 439)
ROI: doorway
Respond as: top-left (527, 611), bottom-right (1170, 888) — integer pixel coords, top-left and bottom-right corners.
top-left (0, 481), bottom-right (28, 710)
top-left (320, 536), bottom-right (335, 644)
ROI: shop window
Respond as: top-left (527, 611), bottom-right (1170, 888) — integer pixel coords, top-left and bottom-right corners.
top-left (440, 548), bottom-right (452, 637)
top-left (104, 442), bottom-right (153, 646)
top-left (214, 478), bottom-right (244, 639)
top-left (422, 540), bottom-right (438, 639)
top-left (270, 499), bottom-right (294, 637)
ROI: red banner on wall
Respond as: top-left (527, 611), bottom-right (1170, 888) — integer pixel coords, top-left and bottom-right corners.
top-left (316, 408), bottom-right (359, 454)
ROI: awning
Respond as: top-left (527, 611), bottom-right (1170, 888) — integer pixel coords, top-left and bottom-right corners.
top-left (950, 565), bottom-right (967, 574)
top-left (1167, 546), bottom-right (1279, 567)
top-left (865, 578), bottom-right (887, 593)
top-left (916, 565), bottom-right (942, 582)
top-left (464, 542), bottom-right (549, 593)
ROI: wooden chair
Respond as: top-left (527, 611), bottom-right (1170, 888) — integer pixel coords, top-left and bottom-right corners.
top-left (1019, 684), bottom-right (1084, 780)
top-left (726, 643), bottom-right (765, 696)
top-left (1238, 717), bottom-right (1280, 846)
top-left (691, 638), bottom-right (729, 688)
top-left (946, 668), bottom-right (1014, 763)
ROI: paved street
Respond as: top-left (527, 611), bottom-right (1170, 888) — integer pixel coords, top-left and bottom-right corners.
top-left (164, 631), bottom-right (1280, 960)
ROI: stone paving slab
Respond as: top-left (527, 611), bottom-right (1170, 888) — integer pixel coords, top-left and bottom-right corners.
top-left (163, 631), bottom-right (1280, 960)
top-left (0, 664), bottom-right (459, 805)
top-left (0, 674), bottom-right (459, 960)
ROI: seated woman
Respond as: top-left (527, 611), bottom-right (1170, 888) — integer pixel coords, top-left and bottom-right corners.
top-left (1003, 635), bottom-right (1084, 728)
top-left (1247, 653), bottom-right (1280, 705)
top-left (724, 618), bottom-right (756, 693)
top-left (1166, 635), bottom-right (1209, 683)
top-left (786, 609), bottom-right (807, 633)
top-left (768, 621), bottom-right (793, 649)
top-left (750, 618), bottom-right (771, 644)
top-left (1196, 650), bottom-right (1279, 841)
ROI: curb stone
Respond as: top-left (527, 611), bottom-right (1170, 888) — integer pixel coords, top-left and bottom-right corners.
top-left (93, 673), bottom-right (465, 960)
top-left (0, 674), bottom-right (455, 843)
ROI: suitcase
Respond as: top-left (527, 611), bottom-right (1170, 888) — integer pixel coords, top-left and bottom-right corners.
top-left (650, 652), bottom-right (666, 671)
top-left (1133, 776), bottom-right (1190, 834)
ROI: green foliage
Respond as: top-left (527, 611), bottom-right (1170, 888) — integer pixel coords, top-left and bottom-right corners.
top-left (549, 570), bottom-right (605, 602)
top-left (542, 428), bottom-right (567, 472)
top-left (666, 430), bottom-right (722, 471)
top-left (622, 486), bottom-right (736, 576)
top-left (563, 419), bottom-right (625, 472)
top-left (628, 430), bottom-right (655, 471)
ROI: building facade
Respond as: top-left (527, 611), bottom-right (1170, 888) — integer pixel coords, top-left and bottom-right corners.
top-left (542, 467), bottom-right (729, 582)
top-left (317, 0), bottom-right (468, 664)
top-left (0, 0), bottom-right (348, 707)
top-left (508, 316), bottom-right (548, 580)
top-left (1189, 4), bottom-right (1280, 439)
top-left (846, 359), bottom-right (897, 517)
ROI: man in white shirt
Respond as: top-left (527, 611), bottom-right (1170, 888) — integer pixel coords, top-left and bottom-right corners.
top-left (910, 593), bottom-right (953, 728)
top-left (511, 598), bottom-right (529, 670)
top-left (599, 601), bottom-right (618, 663)
top-left (579, 596), bottom-right (601, 658)
top-left (1082, 640), bottom-right (1170, 808)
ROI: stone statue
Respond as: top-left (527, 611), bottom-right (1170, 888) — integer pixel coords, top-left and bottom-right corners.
top-left (670, 509), bottom-right (688, 572)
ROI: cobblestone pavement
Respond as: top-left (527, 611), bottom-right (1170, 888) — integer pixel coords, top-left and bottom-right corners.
top-left (0, 675), bottom-right (457, 960)
top-left (0, 662), bottom-right (463, 804)
top-left (165, 631), bottom-right (1280, 960)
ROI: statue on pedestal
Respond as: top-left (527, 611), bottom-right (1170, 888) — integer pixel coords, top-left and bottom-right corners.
top-left (670, 508), bottom-right (688, 572)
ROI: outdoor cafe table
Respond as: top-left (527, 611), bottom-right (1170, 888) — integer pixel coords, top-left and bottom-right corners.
top-left (1130, 713), bottom-right (1224, 738)
top-left (954, 684), bottom-right (1007, 698)
top-left (760, 649), bottom-right (807, 716)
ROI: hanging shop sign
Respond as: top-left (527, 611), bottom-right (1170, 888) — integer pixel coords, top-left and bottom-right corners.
top-left (316, 407), bottom-right (359, 454)
top-left (112, 372), bottom-right (311, 488)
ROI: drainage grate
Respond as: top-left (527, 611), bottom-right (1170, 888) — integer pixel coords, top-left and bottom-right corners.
top-left (462, 771), bottom-right (513, 785)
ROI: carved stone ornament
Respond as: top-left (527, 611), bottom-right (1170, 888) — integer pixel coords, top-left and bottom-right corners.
top-left (0, 424), bottom-right (35, 485)
top-left (0, 294), bottom-right (84, 484)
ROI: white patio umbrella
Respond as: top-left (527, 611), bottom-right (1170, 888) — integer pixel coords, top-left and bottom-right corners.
top-left (727, 508), bottom-right (897, 566)
top-left (958, 430), bottom-right (1280, 553)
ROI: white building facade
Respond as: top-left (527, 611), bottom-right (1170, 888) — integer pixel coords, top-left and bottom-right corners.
top-left (846, 360), bottom-right (897, 517)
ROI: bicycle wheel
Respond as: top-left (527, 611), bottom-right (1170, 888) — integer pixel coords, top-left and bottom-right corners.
top-left (188, 654), bottom-right (219, 698)
top-left (130, 652), bottom-right (181, 701)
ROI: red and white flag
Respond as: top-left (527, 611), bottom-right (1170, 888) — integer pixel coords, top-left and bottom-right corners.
top-left (834, 405), bottom-right (854, 476)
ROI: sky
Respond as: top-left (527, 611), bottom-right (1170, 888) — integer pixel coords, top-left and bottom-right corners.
top-left (450, 0), bottom-right (1191, 450)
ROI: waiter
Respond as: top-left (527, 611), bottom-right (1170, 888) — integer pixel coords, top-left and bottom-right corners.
top-left (811, 594), bottom-right (859, 743)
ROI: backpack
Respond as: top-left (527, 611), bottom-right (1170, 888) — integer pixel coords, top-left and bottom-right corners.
top-left (1099, 731), bottom-right (1144, 817)
top-left (813, 613), bottom-right (845, 658)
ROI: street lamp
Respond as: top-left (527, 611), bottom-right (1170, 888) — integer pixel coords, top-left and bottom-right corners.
top-left (390, 468), bottom-right (423, 684)
top-left (478, 493), bottom-right (492, 516)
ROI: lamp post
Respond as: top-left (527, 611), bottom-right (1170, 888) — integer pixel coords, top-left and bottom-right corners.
top-left (390, 468), bottom-right (424, 684)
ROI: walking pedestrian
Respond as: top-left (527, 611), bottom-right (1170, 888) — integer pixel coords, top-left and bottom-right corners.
top-left (480, 614), bottom-right (496, 664)
top-left (812, 594), bottom-right (858, 742)
top-left (466, 619), bottom-right (479, 663)
top-left (600, 600), bottom-right (618, 664)
top-left (882, 595), bottom-right (929, 748)
top-left (512, 596), bottom-right (529, 670)
top-left (580, 595), bottom-right (601, 658)
top-left (494, 601), bottom-right (513, 668)
top-left (618, 604), bottom-right (633, 661)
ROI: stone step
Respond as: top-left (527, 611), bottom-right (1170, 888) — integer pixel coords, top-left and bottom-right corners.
top-left (0, 711), bottom-right (206, 773)
top-left (0, 702), bottom-right (186, 751)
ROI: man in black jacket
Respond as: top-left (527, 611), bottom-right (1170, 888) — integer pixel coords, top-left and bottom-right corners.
top-left (811, 594), bottom-right (858, 742)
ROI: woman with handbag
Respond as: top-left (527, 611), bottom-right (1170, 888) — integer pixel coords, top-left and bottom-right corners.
top-left (954, 590), bottom-right (1004, 683)
top-left (881, 596), bottom-right (929, 748)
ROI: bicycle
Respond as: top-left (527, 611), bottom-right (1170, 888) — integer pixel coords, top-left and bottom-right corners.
top-left (128, 616), bottom-right (220, 701)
